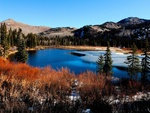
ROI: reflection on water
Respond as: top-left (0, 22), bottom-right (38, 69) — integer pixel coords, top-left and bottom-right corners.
top-left (27, 48), bottom-right (131, 78)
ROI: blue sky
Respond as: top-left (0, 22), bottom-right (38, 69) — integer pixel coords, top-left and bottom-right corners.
top-left (0, 0), bottom-right (150, 28)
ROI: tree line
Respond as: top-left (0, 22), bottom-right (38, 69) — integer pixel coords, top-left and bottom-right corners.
top-left (0, 23), bottom-right (38, 62)
top-left (1, 22), bottom-right (150, 51)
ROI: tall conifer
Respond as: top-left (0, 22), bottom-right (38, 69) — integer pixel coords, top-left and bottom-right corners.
top-left (0, 23), bottom-right (9, 57)
top-left (124, 43), bottom-right (141, 81)
top-left (103, 42), bottom-right (113, 77)
top-left (141, 39), bottom-right (150, 86)
top-left (15, 28), bottom-right (28, 63)
top-left (96, 54), bottom-right (104, 74)
top-left (8, 27), bottom-right (13, 47)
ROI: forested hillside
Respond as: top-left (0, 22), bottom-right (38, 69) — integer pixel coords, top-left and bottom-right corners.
top-left (1, 17), bottom-right (150, 49)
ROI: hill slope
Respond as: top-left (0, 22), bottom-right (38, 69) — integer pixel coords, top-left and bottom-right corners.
top-left (0, 18), bottom-right (50, 35)
top-left (39, 27), bottom-right (76, 38)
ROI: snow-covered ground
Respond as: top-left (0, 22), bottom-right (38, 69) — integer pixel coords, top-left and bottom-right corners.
top-left (106, 92), bottom-right (150, 105)
top-left (72, 50), bottom-right (143, 68)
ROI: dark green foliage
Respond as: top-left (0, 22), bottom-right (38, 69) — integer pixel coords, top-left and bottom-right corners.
top-left (0, 23), bottom-right (7, 45)
top-left (96, 54), bottom-right (104, 74)
top-left (0, 23), bottom-right (9, 57)
top-left (103, 42), bottom-right (113, 76)
top-left (141, 39), bottom-right (150, 86)
top-left (124, 43), bottom-right (141, 81)
top-left (0, 25), bottom-right (20, 48)
top-left (15, 39), bottom-right (28, 63)
top-left (15, 29), bottom-right (28, 63)
top-left (12, 29), bottom-right (18, 46)
top-left (26, 33), bottom-right (37, 48)
top-left (96, 42), bottom-right (113, 77)
top-left (8, 27), bottom-right (13, 47)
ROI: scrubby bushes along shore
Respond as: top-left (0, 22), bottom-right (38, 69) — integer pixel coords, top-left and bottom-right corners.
top-left (0, 57), bottom-right (149, 113)
top-left (0, 57), bottom-right (112, 113)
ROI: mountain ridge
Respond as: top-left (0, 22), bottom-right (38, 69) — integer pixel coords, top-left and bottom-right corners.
top-left (117, 17), bottom-right (150, 26)
top-left (1, 17), bottom-right (150, 38)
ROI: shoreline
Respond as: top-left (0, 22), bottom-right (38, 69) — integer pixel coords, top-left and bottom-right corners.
top-left (7, 45), bottom-right (143, 59)
top-left (54, 45), bottom-right (133, 54)
top-left (55, 46), bottom-right (145, 55)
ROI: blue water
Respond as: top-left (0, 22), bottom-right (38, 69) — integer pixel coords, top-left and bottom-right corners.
top-left (27, 48), bottom-right (128, 78)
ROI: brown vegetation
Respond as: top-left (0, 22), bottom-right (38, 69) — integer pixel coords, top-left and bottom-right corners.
top-left (0, 57), bottom-right (149, 113)
top-left (0, 57), bottom-right (111, 112)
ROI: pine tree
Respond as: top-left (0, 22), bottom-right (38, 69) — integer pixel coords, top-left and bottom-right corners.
top-left (0, 26), bottom-right (1, 44)
top-left (8, 27), bottom-right (13, 47)
top-left (26, 33), bottom-right (37, 48)
top-left (103, 42), bottom-right (113, 77)
top-left (0, 27), bottom-right (2, 56)
top-left (0, 23), bottom-right (7, 44)
top-left (12, 29), bottom-right (18, 46)
top-left (96, 54), bottom-right (104, 74)
top-left (124, 43), bottom-right (141, 81)
top-left (0, 23), bottom-right (9, 57)
top-left (15, 28), bottom-right (28, 63)
top-left (141, 39), bottom-right (150, 86)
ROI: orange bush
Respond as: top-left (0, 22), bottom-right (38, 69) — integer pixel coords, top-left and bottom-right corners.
top-left (0, 57), bottom-right (40, 81)
top-left (0, 57), bottom-right (108, 101)
top-left (0, 57), bottom-right (106, 91)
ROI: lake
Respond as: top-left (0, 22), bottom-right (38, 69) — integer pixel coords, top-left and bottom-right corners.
top-left (27, 48), bottom-right (130, 78)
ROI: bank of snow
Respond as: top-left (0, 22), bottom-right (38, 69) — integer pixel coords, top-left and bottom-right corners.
top-left (71, 51), bottom-right (143, 68)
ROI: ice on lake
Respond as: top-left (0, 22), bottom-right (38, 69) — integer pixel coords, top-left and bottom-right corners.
top-left (72, 50), bottom-right (142, 68)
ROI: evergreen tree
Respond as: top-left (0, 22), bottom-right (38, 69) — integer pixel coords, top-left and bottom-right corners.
top-left (8, 27), bottom-right (13, 47)
top-left (12, 29), bottom-right (18, 46)
top-left (0, 23), bottom-right (9, 57)
top-left (26, 33), bottom-right (37, 48)
top-left (103, 42), bottom-right (113, 77)
top-left (0, 23), bottom-right (7, 44)
top-left (0, 27), bottom-right (2, 56)
top-left (141, 39), bottom-right (150, 86)
top-left (96, 54), bottom-right (104, 74)
top-left (124, 43), bottom-right (141, 81)
top-left (0, 26), bottom-right (1, 44)
top-left (15, 28), bottom-right (28, 63)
